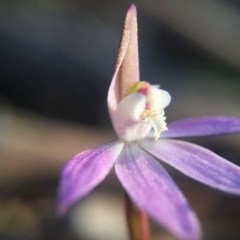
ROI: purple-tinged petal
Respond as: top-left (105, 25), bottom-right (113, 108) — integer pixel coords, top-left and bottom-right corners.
top-left (115, 143), bottom-right (201, 240)
top-left (161, 116), bottom-right (240, 138)
top-left (141, 139), bottom-right (240, 195)
top-left (108, 4), bottom-right (139, 120)
top-left (57, 141), bottom-right (124, 215)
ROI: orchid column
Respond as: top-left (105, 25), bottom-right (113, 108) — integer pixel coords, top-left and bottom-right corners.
top-left (108, 5), bottom-right (159, 240)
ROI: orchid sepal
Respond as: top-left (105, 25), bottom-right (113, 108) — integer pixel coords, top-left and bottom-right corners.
top-left (108, 4), bottom-right (139, 121)
top-left (57, 141), bottom-right (124, 215)
top-left (162, 116), bottom-right (240, 138)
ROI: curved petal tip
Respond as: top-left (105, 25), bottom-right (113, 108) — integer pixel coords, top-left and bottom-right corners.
top-left (129, 4), bottom-right (137, 13)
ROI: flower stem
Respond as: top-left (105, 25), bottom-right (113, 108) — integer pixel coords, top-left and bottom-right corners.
top-left (124, 192), bottom-right (151, 240)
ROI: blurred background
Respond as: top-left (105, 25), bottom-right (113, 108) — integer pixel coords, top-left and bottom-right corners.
top-left (1, 0), bottom-right (240, 239)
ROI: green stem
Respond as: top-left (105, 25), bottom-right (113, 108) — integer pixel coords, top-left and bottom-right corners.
top-left (124, 192), bottom-right (151, 240)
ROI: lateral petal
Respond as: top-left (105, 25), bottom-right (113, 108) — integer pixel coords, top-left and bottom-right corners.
top-left (115, 143), bottom-right (201, 240)
top-left (141, 139), bottom-right (240, 195)
top-left (161, 117), bottom-right (240, 138)
top-left (57, 141), bottom-right (124, 215)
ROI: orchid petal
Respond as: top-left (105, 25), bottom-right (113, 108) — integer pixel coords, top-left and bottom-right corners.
top-left (141, 139), bottom-right (240, 195)
top-left (115, 143), bottom-right (201, 240)
top-left (161, 117), bottom-right (240, 138)
top-left (108, 4), bottom-right (139, 120)
top-left (57, 141), bottom-right (124, 215)
top-left (113, 92), bottom-right (151, 141)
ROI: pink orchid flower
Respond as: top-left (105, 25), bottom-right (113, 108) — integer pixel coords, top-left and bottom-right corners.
top-left (57, 5), bottom-right (240, 240)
